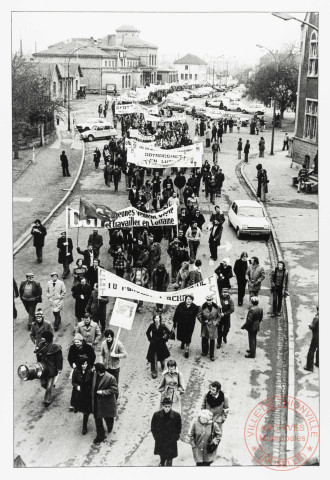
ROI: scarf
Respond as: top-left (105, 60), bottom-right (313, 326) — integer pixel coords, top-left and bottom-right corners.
top-left (206, 390), bottom-right (225, 408)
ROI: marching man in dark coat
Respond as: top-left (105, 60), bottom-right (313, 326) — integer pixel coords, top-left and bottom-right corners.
top-left (57, 231), bottom-right (73, 279)
top-left (60, 150), bottom-right (70, 177)
top-left (173, 294), bottom-right (200, 359)
top-left (151, 397), bottom-right (182, 466)
top-left (241, 296), bottom-right (263, 358)
top-left (30, 219), bottom-right (47, 263)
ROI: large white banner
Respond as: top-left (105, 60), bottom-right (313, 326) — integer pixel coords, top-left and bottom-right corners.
top-left (98, 268), bottom-right (220, 306)
top-left (128, 129), bottom-right (155, 142)
top-left (68, 204), bottom-right (177, 228)
top-left (127, 141), bottom-right (203, 168)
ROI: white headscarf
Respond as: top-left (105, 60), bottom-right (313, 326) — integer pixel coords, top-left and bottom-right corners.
top-left (223, 257), bottom-right (231, 266)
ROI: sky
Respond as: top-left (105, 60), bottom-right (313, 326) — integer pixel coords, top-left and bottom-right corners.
top-left (12, 10), bottom-right (307, 67)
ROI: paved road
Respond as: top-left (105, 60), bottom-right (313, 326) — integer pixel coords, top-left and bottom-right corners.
top-left (13, 94), bottom-right (318, 466)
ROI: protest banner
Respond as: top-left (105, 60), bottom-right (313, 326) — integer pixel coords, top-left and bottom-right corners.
top-left (98, 267), bottom-right (220, 306)
top-left (115, 103), bottom-right (138, 114)
top-left (126, 141), bottom-right (203, 168)
top-left (128, 129), bottom-right (155, 142)
top-left (68, 204), bottom-right (177, 228)
top-left (110, 298), bottom-right (137, 330)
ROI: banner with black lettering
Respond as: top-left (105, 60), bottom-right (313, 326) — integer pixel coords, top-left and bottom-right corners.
top-left (126, 141), bottom-right (203, 168)
top-left (115, 103), bottom-right (138, 114)
top-left (98, 267), bottom-right (220, 306)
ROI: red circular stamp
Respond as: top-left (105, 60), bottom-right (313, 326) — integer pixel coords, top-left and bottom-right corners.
top-left (244, 396), bottom-right (319, 470)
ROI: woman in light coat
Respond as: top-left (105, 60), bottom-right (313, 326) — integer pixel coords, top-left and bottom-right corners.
top-left (175, 261), bottom-right (190, 290)
top-left (189, 409), bottom-right (222, 466)
top-left (158, 359), bottom-right (185, 413)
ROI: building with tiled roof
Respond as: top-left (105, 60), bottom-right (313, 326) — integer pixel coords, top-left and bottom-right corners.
top-left (32, 62), bottom-right (83, 101)
top-left (173, 53), bottom-right (208, 82)
top-left (32, 27), bottom-right (160, 93)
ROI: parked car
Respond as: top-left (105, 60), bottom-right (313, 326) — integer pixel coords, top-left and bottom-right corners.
top-left (80, 125), bottom-right (118, 142)
top-left (241, 103), bottom-right (265, 115)
top-left (207, 98), bottom-right (231, 110)
top-left (228, 200), bottom-right (271, 240)
top-left (228, 101), bottom-right (245, 112)
top-left (76, 118), bottom-right (113, 133)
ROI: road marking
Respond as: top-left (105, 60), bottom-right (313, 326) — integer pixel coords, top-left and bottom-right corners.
top-left (13, 197), bottom-right (33, 202)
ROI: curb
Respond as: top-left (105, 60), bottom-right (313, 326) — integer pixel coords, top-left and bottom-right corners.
top-left (240, 162), bottom-right (295, 461)
top-left (13, 140), bottom-right (86, 256)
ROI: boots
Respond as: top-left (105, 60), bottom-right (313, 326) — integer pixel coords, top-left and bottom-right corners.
top-left (184, 345), bottom-right (189, 359)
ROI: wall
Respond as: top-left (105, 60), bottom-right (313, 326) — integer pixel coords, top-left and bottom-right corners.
top-left (175, 63), bottom-right (207, 82)
top-left (292, 137), bottom-right (318, 167)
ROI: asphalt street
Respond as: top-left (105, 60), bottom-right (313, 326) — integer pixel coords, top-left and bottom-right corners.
top-left (13, 94), bottom-right (319, 466)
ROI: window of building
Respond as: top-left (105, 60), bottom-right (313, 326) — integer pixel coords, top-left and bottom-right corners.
top-left (185, 74), bottom-right (188, 80)
top-left (59, 81), bottom-right (62, 93)
top-left (181, 73), bottom-right (184, 80)
top-left (140, 74), bottom-right (143, 84)
top-left (53, 81), bottom-right (56, 95)
top-left (75, 80), bottom-right (78, 92)
top-left (185, 65), bottom-right (188, 70)
top-left (122, 76), bottom-right (125, 88)
top-left (308, 31), bottom-right (318, 76)
top-left (128, 75), bottom-right (131, 88)
top-left (304, 99), bottom-right (318, 141)
top-left (195, 74), bottom-right (197, 80)
top-left (125, 75), bottom-right (127, 88)
top-left (189, 74), bottom-right (192, 79)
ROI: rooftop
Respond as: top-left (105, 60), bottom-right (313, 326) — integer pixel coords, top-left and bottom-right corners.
top-left (33, 40), bottom-right (112, 58)
top-left (121, 37), bottom-right (158, 49)
top-left (116, 25), bottom-right (140, 32)
top-left (174, 54), bottom-right (207, 66)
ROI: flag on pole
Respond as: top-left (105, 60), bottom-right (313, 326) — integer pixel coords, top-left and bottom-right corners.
top-left (79, 198), bottom-right (117, 223)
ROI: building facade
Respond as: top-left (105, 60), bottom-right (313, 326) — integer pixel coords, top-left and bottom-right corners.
top-left (32, 26), bottom-right (158, 94)
top-left (292, 13), bottom-right (318, 168)
top-left (173, 54), bottom-right (208, 82)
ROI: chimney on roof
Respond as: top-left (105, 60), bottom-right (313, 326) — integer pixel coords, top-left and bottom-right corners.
top-left (107, 35), bottom-right (117, 46)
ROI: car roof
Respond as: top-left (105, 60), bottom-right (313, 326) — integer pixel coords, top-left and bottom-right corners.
top-left (232, 200), bottom-right (263, 207)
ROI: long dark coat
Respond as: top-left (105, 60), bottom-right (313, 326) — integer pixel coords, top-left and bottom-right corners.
top-left (173, 302), bottom-right (200, 344)
top-left (71, 283), bottom-right (93, 319)
top-left (146, 323), bottom-right (171, 363)
top-left (91, 371), bottom-right (118, 419)
top-left (67, 341), bottom-right (96, 368)
top-left (31, 225), bottom-right (47, 248)
top-left (72, 367), bottom-right (93, 414)
top-left (151, 409), bottom-right (182, 459)
top-left (215, 263), bottom-right (233, 292)
top-left (86, 290), bottom-right (109, 325)
top-left (57, 237), bottom-right (73, 265)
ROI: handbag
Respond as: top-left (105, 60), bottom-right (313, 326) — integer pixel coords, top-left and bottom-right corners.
top-left (207, 422), bottom-right (218, 454)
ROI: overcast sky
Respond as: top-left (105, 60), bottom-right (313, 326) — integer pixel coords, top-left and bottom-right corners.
top-left (12, 10), bottom-right (307, 67)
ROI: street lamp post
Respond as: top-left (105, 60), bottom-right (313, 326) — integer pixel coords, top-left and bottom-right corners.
top-left (272, 12), bottom-right (318, 31)
top-left (66, 45), bottom-right (89, 131)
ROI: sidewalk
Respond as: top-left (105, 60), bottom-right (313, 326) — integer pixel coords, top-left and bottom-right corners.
top-left (242, 149), bottom-right (319, 422)
top-left (13, 121), bottom-right (83, 245)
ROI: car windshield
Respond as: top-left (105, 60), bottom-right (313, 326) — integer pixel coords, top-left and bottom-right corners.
top-left (238, 207), bottom-right (264, 218)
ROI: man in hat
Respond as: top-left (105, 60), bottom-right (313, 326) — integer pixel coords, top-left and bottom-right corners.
top-left (197, 295), bottom-right (221, 361)
top-left (46, 272), bottom-right (66, 331)
top-left (76, 313), bottom-right (102, 348)
top-left (151, 397), bottom-right (182, 466)
top-left (35, 331), bottom-right (63, 407)
top-left (30, 308), bottom-right (53, 347)
top-left (88, 229), bottom-right (103, 259)
top-left (92, 363), bottom-right (118, 444)
top-left (241, 297), bottom-right (263, 358)
top-left (19, 273), bottom-right (42, 330)
top-left (57, 231), bottom-right (73, 279)
top-left (30, 219), bottom-right (47, 263)
top-left (217, 289), bottom-right (235, 348)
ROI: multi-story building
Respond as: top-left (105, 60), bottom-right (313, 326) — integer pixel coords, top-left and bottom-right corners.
top-left (173, 54), bottom-right (207, 83)
top-left (292, 13), bottom-right (318, 167)
top-left (32, 26), bottom-right (159, 94)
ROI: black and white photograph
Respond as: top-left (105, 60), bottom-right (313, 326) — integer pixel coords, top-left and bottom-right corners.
top-left (7, 0), bottom-right (326, 473)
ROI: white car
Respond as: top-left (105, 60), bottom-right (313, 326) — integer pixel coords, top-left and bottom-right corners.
top-left (207, 98), bottom-right (231, 109)
top-left (241, 104), bottom-right (265, 115)
top-left (80, 125), bottom-right (118, 142)
top-left (228, 200), bottom-right (271, 239)
top-left (76, 118), bottom-right (112, 133)
top-left (228, 101), bottom-right (245, 112)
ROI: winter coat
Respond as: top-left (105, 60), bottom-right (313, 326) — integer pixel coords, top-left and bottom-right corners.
top-left (73, 265), bottom-right (88, 285)
top-left (130, 267), bottom-right (149, 286)
top-left (19, 280), bottom-right (42, 303)
top-left (186, 269), bottom-right (203, 287)
top-left (36, 342), bottom-right (63, 377)
top-left (76, 247), bottom-right (95, 268)
top-left (91, 371), bottom-right (118, 418)
top-left (146, 323), bottom-right (171, 363)
top-left (57, 237), bottom-right (73, 265)
top-left (197, 302), bottom-right (221, 339)
top-left (46, 279), bottom-right (66, 312)
top-left (100, 339), bottom-right (127, 370)
top-left (30, 320), bottom-right (53, 345)
top-left (158, 369), bottom-right (185, 413)
top-left (151, 268), bottom-right (170, 292)
top-left (71, 283), bottom-right (93, 319)
top-left (173, 301), bottom-right (200, 344)
top-left (113, 251), bottom-right (127, 271)
top-left (67, 341), bottom-right (96, 368)
top-left (72, 367), bottom-right (93, 414)
top-left (208, 224), bottom-right (222, 247)
top-left (244, 143), bottom-right (250, 154)
top-left (234, 258), bottom-right (249, 281)
top-left (31, 225), bottom-right (47, 248)
top-left (174, 175), bottom-right (186, 190)
top-left (151, 409), bottom-right (182, 459)
top-left (215, 263), bottom-right (233, 290)
top-left (270, 266), bottom-right (289, 293)
top-left (202, 391), bottom-right (229, 424)
top-left (189, 419), bottom-right (222, 463)
top-left (88, 233), bottom-right (103, 251)
top-left (75, 320), bottom-right (102, 346)
top-left (148, 243), bottom-right (161, 272)
top-left (85, 289), bottom-right (109, 324)
top-left (242, 306), bottom-right (263, 332)
top-left (246, 264), bottom-right (265, 294)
